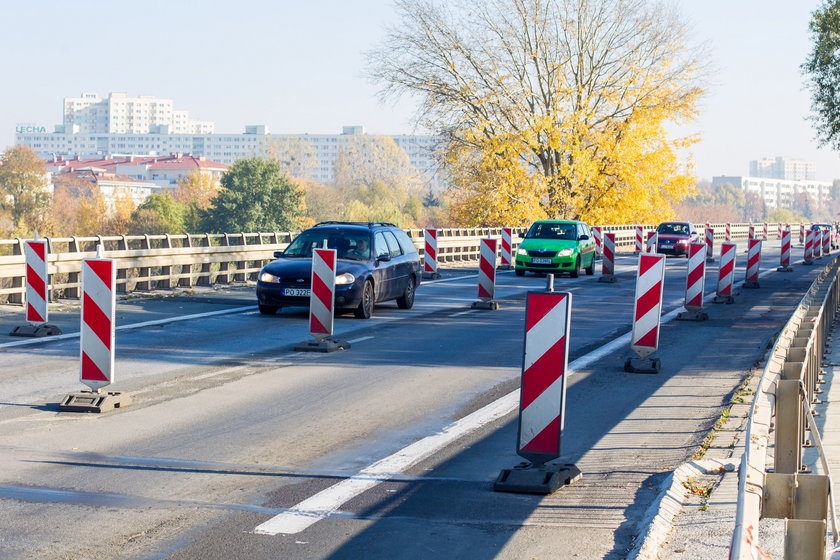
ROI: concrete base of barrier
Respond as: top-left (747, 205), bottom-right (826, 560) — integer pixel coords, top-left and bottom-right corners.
top-left (60, 391), bottom-right (132, 413)
top-left (777, 265), bottom-right (794, 272)
top-left (422, 272), bottom-right (441, 280)
top-left (494, 462), bottom-right (581, 495)
top-left (713, 295), bottom-right (735, 304)
top-left (677, 310), bottom-right (708, 321)
top-left (9, 323), bottom-right (63, 337)
top-left (471, 300), bottom-right (500, 310)
top-left (742, 281), bottom-right (760, 289)
top-left (294, 337), bottom-right (351, 353)
top-left (598, 275), bottom-right (617, 283)
top-left (624, 357), bottom-right (661, 374)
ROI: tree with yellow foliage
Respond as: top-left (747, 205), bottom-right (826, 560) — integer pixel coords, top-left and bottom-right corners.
top-left (369, 0), bottom-right (705, 226)
top-left (174, 170), bottom-right (220, 233)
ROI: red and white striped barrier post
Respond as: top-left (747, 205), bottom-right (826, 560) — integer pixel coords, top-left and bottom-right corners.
top-left (423, 228), bottom-right (440, 279)
top-left (705, 227), bottom-right (715, 263)
top-left (60, 245), bottom-right (131, 412)
top-left (10, 235), bottom-right (62, 337)
top-left (823, 228), bottom-right (831, 257)
top-left (677, 243), bottom-right (708, 321)
top-left (499, 227), bottom-right (513, 270)
top-left (713, 242), bottom-right (737, 304)
top-left (646, 231), bottom-right (658, 253)
top-left (625, 253), bottom-right (665, 373)
top-left (748, 224), bottom-right (755, 240)
top-left (799, 223), bottom-right (805, 245)
top-left (635, 226), bottom-right (644, 254)
top-left (592, 226), bottom-right (602, 260)
top-left (295, 247), bottom-right (350, 352)
top-left (743, 239), bottom-right (761, 289)
top-left (472, 238), bottom-right (500, 310)
top-left (803, 230), bottom-right (815, 265)
top-left (778, 227), bottom-right (793, 272)
top-left (762, 222), bottom-right (768, 240)
top-left (814, 228), bottom-right (823, 259)
top-left (598, 233), bottom-right (617, 283)
top-left (726, 223), bottom-right (732, 243)
top-left (494, 290), bottom-right (581, 494)
top-left (777, 223), bottom-right (782, 240)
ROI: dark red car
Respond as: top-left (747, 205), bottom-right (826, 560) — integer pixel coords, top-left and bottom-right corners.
top-left (655, 221), bottom-right (699, 257)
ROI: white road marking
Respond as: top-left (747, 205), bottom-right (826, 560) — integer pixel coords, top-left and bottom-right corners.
top-left (448, 309), bottom-right (478, 317)
top-left (347, 336), bottom-right (374, 344)
top-left (266, 353), bottom-right (303, 362)
top-left (251, 263), bottom-right (786, 536)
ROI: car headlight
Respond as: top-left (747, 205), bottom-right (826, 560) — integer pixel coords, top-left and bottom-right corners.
top-left (558, 248), bottom-right (574, 257)
top-left (517, 247), bottom-right (527, 256)
top-left (259, 272), bottom-right (281, 283)
top-left (335, 272), bottom-right (356, 285)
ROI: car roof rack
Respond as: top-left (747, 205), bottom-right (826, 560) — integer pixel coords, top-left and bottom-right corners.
top-left (314, 221), bottom-right (397, 228)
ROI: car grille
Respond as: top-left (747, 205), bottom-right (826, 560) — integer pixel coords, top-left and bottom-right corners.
top-left (528, 250), bottom-right (558, 257)
top-left (527, 262), bottom-right (560, 268)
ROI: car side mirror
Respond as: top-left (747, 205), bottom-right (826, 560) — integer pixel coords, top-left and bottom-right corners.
top-left (273, 251), bottom-right (284, 258)
top-left (579, 235), bottom-right (589, 241)
top-left (377, 254), bottom-right (392, 262)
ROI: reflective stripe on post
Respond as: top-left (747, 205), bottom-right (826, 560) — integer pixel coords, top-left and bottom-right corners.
top-left (25, 239), bottom-right (48, 325)
top-left (726, 223), bottom-right (732, 242)
top-left (779, 227), bottom-right (792, 271)
top-left (763, 222), bottom-right (768, 240)
top-left (516, 291), bottom-right (571, 463)
top-left (593, 226), bottom-right (602, 258)
top-left (799, 223), bottom-right (805, 245)
top-left (80, 256), bottom-right (116, 391)
top-left (630, 253), bottom-right (665, 359)
top-left (814, 229), bottom-right (822, 258)
top-left (804, 230), bottom-right (814, 263)
top-left (500, 228), bottom-right (512, 268)
top-left (602, 233), bottom-right (615, 276)
top-left (748, 224), bottom-right (755, 239)
top-left (777, 223), bottom-right (782, 240)
top-left (716, 242), bottom-right (737, 300)
top-left (478, 238), bottom-right (497, 301)
top-left (635, 226), bottom-right (643, 254)
top-left (646, 231), bottom-right (657, 253)
top-left (309, 248), bottom-right (336, 338)
top-left (705, 227), bottom-right (714, 262)
top-left (744, 239), bottom-right (761, 288)
top-left (423, 228), bottom-right (438, 274)
top-left (823, 229), bottom-right (831, 256)
top-left (685, 243), bottom-right (706, 311)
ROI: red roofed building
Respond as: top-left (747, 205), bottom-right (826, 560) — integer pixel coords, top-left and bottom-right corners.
top-left (53, 170), bottom-right (156, 209)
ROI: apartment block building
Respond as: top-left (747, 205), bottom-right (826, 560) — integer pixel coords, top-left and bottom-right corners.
top-left (749, 156), bottom-right (816, 181)
top-left (712, 175), bottom-right (831, 210)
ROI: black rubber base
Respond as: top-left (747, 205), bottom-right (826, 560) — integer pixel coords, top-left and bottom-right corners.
top-left (624, 357), bottom-right (661, 374)
top-left (677, 310), bottom-right (708, 321)
top-left (60, 391), bottom-right (131, 413)
top-left (494, 463), bottom-right (581, 494)
top-left (471, 300), bottom-right (500, 310)
top-left (294, 338), bottom-right (351, 353)
top-left (9, 324), bottom-right (63, 337)
top-left (597, 275), bottom-right (617, 283)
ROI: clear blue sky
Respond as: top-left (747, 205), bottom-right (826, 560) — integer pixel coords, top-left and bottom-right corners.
top-left (1, 0), bottom-right (837, 181)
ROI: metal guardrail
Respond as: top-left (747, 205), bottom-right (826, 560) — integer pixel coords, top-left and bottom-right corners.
top-left (0, 222), bottom-right (795, 303)
top-left (731, 255), bottom-right (840, 559)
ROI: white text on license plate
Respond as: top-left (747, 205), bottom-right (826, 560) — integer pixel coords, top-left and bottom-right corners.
top-left (532, 257), bottom-right (552, 264)
top-left (283, 288), bottom-right (311, 297)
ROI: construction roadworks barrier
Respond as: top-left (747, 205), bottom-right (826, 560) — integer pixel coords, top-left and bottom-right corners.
top-left (800, 223), bottom-right (805, 245)
top-left (778, 227), bottom-right (793, 272)
top-left (748, 224), bottom-right (755, 240)
top-left (635, 226), bottom-right (644, 254)
top-left (60, 246), bottom-right (131, 412)
top-left (625, 253), bottom-right (665, 373)
top-left (593, 226), bottom-right (602, 259)
top-left (472, 238), bottom-right (499, 310)
top-left (804, 230), bottom-right (815, 265)
top-left (726, 223), bottom-right (732, 242)
top-left (714, 242), bottom-right (737, 304)
top-left (677, 243), bottom-right (708, 321)
top-left (823, 228), bottom-right (831, 257)
top-left (763, 222), bottom-right (768, 240)
top-left (705, 227), bottom-right (715, 263)
top-left (499, 228), bottom-right (513, 270)
top-left (730, 257), bottom-right (840, 560)
top-left (423, 228), bottom-right (440, 279)
top-left (294, 248), bottom-right (349, 353)
top-left (598, 233), bottom-right (617, 283)
top-left (646, 231), bottom-right (658, 253)
top-left (10, 236), bottom-right (62, 337)
top-left (494, 290), bottom-right (580, 494)
top-left (744, 239), bottom-right (762, 289)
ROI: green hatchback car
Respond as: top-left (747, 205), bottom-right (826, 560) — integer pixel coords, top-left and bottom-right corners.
top-left (514, 220), bottom-right (597, 277)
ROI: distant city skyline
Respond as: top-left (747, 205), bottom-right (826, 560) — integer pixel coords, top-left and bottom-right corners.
top-left (2, 1), bottom-right (839, 181)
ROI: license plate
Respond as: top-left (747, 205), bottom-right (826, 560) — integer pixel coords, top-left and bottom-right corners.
top-left (531, 257), bottom-right (552, 264)
top-left (283, 288), bottom-right (311, 297)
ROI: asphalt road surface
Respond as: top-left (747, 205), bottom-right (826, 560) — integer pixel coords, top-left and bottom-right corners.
top-left (0, 243), bottom-right (826, 559)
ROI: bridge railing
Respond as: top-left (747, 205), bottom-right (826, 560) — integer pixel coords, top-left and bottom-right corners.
top-left (0, 222), bottom-right (798, 304)
top-left (731, 255), bottom-right (840, 559)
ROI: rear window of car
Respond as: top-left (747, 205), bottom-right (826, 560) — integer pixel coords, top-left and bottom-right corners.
top-left (657, 223), bottom-right (689, 235)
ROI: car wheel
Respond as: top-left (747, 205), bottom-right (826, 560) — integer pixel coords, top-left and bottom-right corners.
top-left (570, 256), bottom-right (580, 278)
top-left (515, 268), bottom-right (525, 277)
top-left (585, 255), bottom-right (595, 275)
top-left (396, 276), bottom-right (415, 309)
top-left (354, 280), bottom-right (375, 319)
top-left (258, 304), bottom-right (279, 315)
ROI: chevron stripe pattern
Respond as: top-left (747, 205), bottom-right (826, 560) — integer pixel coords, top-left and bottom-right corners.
top-left (80, 258), bottom-right (115, 391)
top-left (500, 228), bottom-right (512, 267)
top-left (602, 233), bottom-right (615, 276)
top-left (477, 238), bottom-right (497, 300)
top-left (635, 226), bottom-right (643, 254)
top-left (781, 228), bottom-right (791, 268)
top-left (309, 248), bottom-right (335, 338)
top-left (423, 229), bottom-right (438, 273)
top-left (685, 243), bottom-right (706, 310)
top-left (705, 227), bottom-right (714, 257)
top-left (746, 239), bottom-right (762, 283)
top-left (593, 226), bottom-right (602, 258)
top-left (25, 240), bottom-right (48, 325)
top-left (631, 254), bottom-right (665, 359)
top-left (717, 242), bottom-right (737, 297)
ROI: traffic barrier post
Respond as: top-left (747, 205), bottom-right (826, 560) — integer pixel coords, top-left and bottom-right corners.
top-left (635, 226), bottom-right (643, 254)
top-left (593, 226), bottom-right (602, 260)
top-left (625, 253), bottom-right (665, 373)
top-left (472, 238), bottom-right (500, 310)
top-left (678, 243), bottom-right (708, 321)
top-left (598, 233), bottom-right (617, 283)
top-left (743, 239), bottom-right (761, 289)
top-left (726, 223), bottom-right (732, 243)
top-left (10, 234), bottom-right (62, 337)
top-left (778, 227), bottom-right (793, 272)
top-left (763, 222), bottom-right (768, 240)
top-left (799, 223), bottom-right (805, 245)
top-left (823, 228), bottom-right (831, 257)
top-left (423, 228), bottom-right (440, 279)
top-left (294, 247), bottom-right (350, 352)
top-left (646, 231), bottom-right (657, 253)
top-left (499, 227), bottom-right (513, 270)
top-left (714, 242), bottom-right (737, 304)
top-left (494, 289), bottom-right (581, 494)
top-left (60, 245), bottom-right (131, 412)
top-left (705, 227), bottom-right (715, 263)
top-left (814, 229), bottom-right (823, 259)
top-left (777, 223), bottom-right (782, 240)
top-left (803, 230), bottom-right (814, 265)
top-left (748, 224), bottom-right (755, 239)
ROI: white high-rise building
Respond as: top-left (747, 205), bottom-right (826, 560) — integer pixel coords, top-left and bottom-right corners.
top-left (749, 156), bottom-right (816, 181)
top-left (61, 92), bottom-right (214, 135)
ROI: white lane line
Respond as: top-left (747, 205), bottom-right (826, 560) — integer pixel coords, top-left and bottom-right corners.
top-left (347, 336), bottom-right (374, 344)
top-left (266, 353), bottom-right (303, 362)
top-left (251, 262), bottom-right (787, 536)
top-left (449, 309), bottom-right (478, 317)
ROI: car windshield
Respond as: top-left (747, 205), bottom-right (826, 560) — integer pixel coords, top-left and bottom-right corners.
top-left (283, 230), bottom-right (372, 261)
top-left (657, 223), bottom-right (689, 235)
top-left (526, 223), bottom-right (577, 240)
